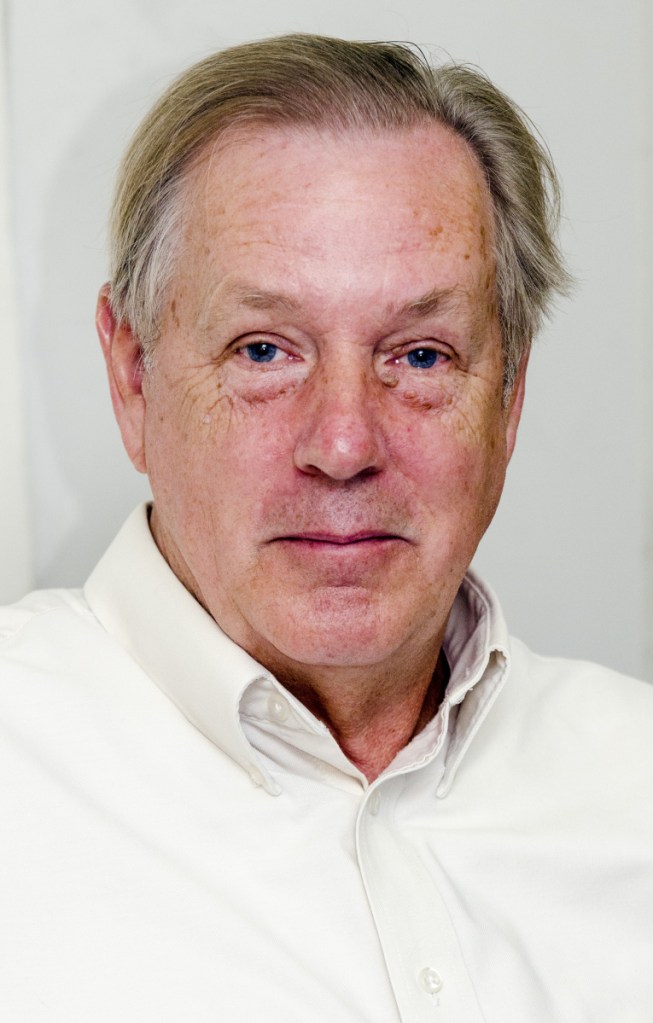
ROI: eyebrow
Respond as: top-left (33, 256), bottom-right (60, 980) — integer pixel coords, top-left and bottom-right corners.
top-left (232, 288), bottom-right (301, 313)
top-left (391, 286), bottom-right (460, 321)
top-left (227, 284), bottom-right (460, 321)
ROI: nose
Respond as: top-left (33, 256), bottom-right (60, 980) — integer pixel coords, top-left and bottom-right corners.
top-left (293, 364), bottom-right (385, 481)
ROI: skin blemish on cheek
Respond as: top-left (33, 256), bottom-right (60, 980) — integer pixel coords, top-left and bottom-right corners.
top-left (380, 370), bottom-right (400, 389)
top-left (401, 389), bottom-right (450, 413)
top-left (240, 383), bottom-right (297, 406)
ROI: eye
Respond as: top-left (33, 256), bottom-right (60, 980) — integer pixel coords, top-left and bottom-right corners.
top-left (243, 341), bottom-right (279, 363)
top-left (404, 346), bottom-right (448, 369)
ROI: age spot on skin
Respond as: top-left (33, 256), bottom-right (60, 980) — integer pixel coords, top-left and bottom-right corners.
top-left (240, 382), bottom-right (298, 407)
top-left (479, 223), bottom-right (487, 257)
top-left (401, 389), bottom-right (441, 412)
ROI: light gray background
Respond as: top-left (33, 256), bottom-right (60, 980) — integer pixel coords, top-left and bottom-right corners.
top-left (3, 0), bottom-right (652, 679)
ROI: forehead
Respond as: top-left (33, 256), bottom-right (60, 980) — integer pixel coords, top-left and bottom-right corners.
top-left (174, 122), bottom-right (495, 320)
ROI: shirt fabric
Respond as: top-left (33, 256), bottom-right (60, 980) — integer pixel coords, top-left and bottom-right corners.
top-left (1, 504), bottom-right (652, 1022)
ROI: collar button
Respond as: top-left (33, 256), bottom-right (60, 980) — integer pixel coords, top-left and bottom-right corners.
top-left (268, 696), bottom-right (290, 723)
top-left (367, 790), bottom-right (381, 816)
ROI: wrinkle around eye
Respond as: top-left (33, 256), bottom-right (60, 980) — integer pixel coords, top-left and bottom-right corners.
top-left (376, 344), bottom-right (461, 405)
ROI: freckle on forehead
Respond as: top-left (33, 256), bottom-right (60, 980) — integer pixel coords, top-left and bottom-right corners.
top-left (176, 123), bottom-right (498, 327)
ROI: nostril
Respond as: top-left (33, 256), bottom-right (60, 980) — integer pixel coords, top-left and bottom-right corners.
top-left (358, 464), bottom-right (381, 479)
top-left (293, 413), bottom-right (384, 481)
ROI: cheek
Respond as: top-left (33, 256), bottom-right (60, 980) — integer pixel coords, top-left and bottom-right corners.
top-left (393, 406), bottom-right (507, 516)
top-left (151, 387), bottom-right (296, 524)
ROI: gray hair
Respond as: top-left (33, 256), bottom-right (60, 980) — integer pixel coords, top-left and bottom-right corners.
top-left (109, 33), bottom-right (571, 391)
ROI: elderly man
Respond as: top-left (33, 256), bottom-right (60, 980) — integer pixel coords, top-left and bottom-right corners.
top-left (1, 34), bottom-right (652, 1022)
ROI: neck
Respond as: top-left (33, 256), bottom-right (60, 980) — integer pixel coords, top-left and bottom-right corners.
top-left (274, 649), bottom-right (450, 782)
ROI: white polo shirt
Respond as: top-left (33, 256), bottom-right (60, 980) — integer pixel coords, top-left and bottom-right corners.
top-left (1, 505), bottom-right (652, 1022)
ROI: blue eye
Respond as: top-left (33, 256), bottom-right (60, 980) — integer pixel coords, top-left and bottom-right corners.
top-left (406, 347), bottom-right (440, 369)
top-left (244, 342), bottom-right (278, 363)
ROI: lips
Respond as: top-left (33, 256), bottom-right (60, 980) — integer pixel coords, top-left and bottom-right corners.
top-left (273, 531), bottom-right (402, 545)
top-left (266, 530), bottom-right (408, 582)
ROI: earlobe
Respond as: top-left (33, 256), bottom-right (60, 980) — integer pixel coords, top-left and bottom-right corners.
top-left (95, 284), bottom-right (148, 473)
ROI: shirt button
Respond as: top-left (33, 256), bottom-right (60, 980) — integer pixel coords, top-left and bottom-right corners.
top-left (418, 967), bottom-right (443, 995)
top-left (367, 790), bottom-right (381, 816)
top-left (268, 695), bottom-right (290, 723)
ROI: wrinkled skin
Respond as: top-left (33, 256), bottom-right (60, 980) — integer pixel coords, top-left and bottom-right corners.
top-left (97, 124), bottom-right (526, 777)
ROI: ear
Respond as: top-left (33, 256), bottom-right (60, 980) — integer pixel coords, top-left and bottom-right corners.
top-left (504, 349), bottom-right (529, 462)
top-left (96, 284), bottom-right (148, 473)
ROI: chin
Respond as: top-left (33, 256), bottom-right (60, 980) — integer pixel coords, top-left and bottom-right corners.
top-left (252, 589), bottom-right (406, 670)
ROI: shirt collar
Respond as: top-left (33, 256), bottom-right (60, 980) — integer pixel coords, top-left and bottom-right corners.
top-left (84, 505), bottom-right (283, 794)
top-left (438, 570), bottom-right (511, 795)
top-left (84, 505), bottom-right (511, 795)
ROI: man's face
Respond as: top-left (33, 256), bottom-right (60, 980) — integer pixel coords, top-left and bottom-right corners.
top-left (106, 124), bottom-right (525, 678)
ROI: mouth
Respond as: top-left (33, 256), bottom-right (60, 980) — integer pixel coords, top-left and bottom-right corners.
top-left (266, 530), bottom-right (409, 582)
top-left (274, 531), bottom-right (402, 546)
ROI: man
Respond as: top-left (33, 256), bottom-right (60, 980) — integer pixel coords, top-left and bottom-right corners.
top-left (1, 34), bottom-right (651, 1022)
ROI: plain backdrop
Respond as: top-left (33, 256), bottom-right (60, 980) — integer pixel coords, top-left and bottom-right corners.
top-left (2, 0), bottom-right (652, 680)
